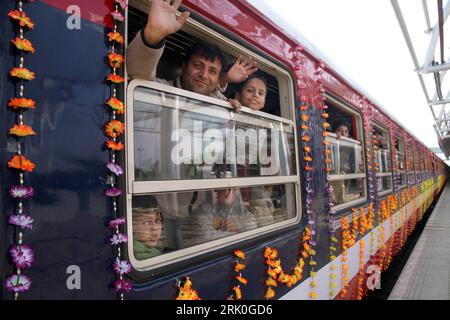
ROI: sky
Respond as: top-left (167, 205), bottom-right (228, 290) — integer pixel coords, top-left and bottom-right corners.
top-left (248, 0), bottom-right (449, 163)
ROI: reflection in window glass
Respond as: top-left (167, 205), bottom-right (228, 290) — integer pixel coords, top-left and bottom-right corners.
top-left (133, 87), bottom-right (296, 181)
top-left (327, 132), bottom-right (366, 207)
top-left (131, 184), bottom-right (295, 260)
top-left (374, 127), bottom-right (393, 194)
top-left (394, 137), bottom-right (406, 189)
top-left (329, 178), bottom-right (366, 206)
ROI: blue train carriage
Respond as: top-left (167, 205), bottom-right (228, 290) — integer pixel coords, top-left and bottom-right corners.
top-left (0, 0), bottom-right (447, 300)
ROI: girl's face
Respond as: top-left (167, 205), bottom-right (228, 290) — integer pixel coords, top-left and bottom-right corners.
top-left (133, 209), bottom-right (163, 247)
top-left (236, 78), bottom-right (267, 111)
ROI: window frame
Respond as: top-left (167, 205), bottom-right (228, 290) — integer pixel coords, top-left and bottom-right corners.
top-left (373, 123), bottom-right (394, 196)
top-left (394, 136), bottom-right (407, 190)
top-left (124, 15), bottom-right (301, 272)
top-left (324, 94), bottom-right (368, 212)
top-left (407, 142), bottom-right (416, 186)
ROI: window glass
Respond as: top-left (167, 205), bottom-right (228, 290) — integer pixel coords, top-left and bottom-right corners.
top-left (327, 134), bottom-right (366, 208)
top-left (394, 137), bottom-right (406, 189)
top-left (374, 126), bottom-right (393, 194)
top-left (133, 87), bottom-right (296, 181)
top-left (131, 183), bottom-right (295, 260)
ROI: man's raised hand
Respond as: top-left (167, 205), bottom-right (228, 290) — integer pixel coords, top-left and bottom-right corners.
top-left (143, 0), bottom-right (190, 46)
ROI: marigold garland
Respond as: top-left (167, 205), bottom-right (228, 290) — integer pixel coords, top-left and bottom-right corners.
top-left (228, 250), bottom-right (248, 300)
top-left (105, 0), bottom-right (132, 299)
top-left (6, 0), bottom-right (37, 299)
top-left (176, 277), bottom-right (201, 300)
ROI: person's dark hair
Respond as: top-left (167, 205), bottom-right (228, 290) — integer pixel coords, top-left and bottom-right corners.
top-left (133, 195), bottom-right (160, 211)
top-left (184, 41), bottom-right (227, 71)
top-left (332, 119), bottom-right (351, 133)
top-left (237, 73), bottom-right (268, 95)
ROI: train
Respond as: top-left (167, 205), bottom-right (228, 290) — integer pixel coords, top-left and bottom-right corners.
top-left (0, 0), bottom-right (447, 300)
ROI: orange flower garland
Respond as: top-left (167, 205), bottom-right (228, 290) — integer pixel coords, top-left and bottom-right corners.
top-left (8, 155), bottom-right (36, 172)
top-left (6, 0), bottom-right (38, 299)
top-left (176, 277), bottom-right (201, 300)
top-left (228, 250), bottom-right (248, 300)
top-left (105, 1), bottom-right (131, 299)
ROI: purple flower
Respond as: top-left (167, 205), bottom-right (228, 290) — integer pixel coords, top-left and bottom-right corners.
top-left (110, 233), bottom-right (128, 245)
top-left (306, 198), bottom-right (313, 206)
top-left (309, 240), bottom-right (317, 246)
top-left (307, 209), bottom-right (313, 215)
top-left (115, 0), bottom-right (128, 9)
top-left (113, 258), bottom-right (132, 275)
top-left (5, 274), bottom-right (32, 293)
top-left (9, 215), bottom-right (33, 229)
top-left (308, 220), bottom-right (315, 226)
top-left (106, 162), bottom-right (123, 176)
top-left (9, 186), bottom-right (34, 199)
top-left (109, 217), bottom-right (126, 229)
top-left (114, 279), bottom-right (132, 293)
top-left (111, 11), bottom-right (124, 21)
top-left (105, 188), bottom-right (122, 197)
top-left (10, 245), bottom-right (34, 269)
top-left (306, 188), bottom-right (313, 194)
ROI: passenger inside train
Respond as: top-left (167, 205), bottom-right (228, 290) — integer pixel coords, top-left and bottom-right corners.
top-left (132, 196), bottom-right (165, 260)
top-left (126, 0), bottom-right (257, 111)
top-left (373, 126), bottom-right (393, 193)
top-left (326, 102), bottom-right (366, 208)
top-left (128, 0), bottom-right (296, 264)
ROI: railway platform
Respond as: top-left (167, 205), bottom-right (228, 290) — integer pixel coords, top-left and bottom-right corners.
top-left (389, 183), bottom-right (450, 300)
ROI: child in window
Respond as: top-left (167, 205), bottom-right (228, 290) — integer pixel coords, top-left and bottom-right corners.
top-left (132, 196), bottom-right (165, 260)
top-left (231, 74), bottom-right (268, 111)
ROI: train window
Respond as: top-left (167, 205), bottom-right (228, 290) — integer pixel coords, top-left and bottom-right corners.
top-left (374, 125), bottom-right (393, 195)
top-left (414, 145), bottom-right (422, 182)
top-left (394, 137), bottom-right (407, 189)
top-left (125, 7), bottom-right (299, 272)
top-left (407, 143), bottom-right (415, 185)
top-left (325, 95), bottom-right (367, 210)
top-left (127, 5), bottom-right (285, 118)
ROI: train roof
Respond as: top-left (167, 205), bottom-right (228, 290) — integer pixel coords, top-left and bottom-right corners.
top-left (247, 0), bottom-right (433, 153)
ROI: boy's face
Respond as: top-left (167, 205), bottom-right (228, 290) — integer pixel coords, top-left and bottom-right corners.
top-left (336, 125), bottom-right (349, 139)
top-left (181, 54), bottom-right (222, 96)
top-left (133, 209), bottom-right (162, 247)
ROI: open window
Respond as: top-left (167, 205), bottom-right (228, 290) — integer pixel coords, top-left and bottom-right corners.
top-left (374, 125), bottom-right (393, 195)
top-left (125, 4), bottom-right (300, 272)
top-left (325, 95), bottom-right (367, 211)
top-left (394, 136), bottom-right (407, 189)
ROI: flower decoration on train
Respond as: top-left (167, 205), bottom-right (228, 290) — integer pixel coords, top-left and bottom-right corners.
top-left (8, 155), bottom-right (36, 172)
top-left (107, 97), bottom-right (125, 114)
top-left (10, 245), bottom-right (35, 269)
top-left (8, 98), bottom-right (36, 110)
top-left (228, 250), bottom-right (247, 300)
top-left (106, 140), bottom-right (125, 151)
top-left (6, 275), bottom-right (32, 294)
top-left (108, 32), bottom-right (124, 45)
top-left (6, 0), bottom-right (38, 299)
top-left (11, 37), bottom-right (35, 53)
top-left (107, 74), bottom-right (125, 84)
top-left (9, 124), bottom-right (36, 137)
top-left (107, 162), bottom-right (124, 176)
top-left (9, 67), bottom-right (35, 81)
top-left (9, 185), bottom-right (34, 199)
top-left (9, 215), bottom-right (34, 230)
top-left (104, 0), bottom-right (131, 299)
top-left (8, 10), bottom-right (35, 29)
top-left (104, 120), bottom-right (125, 138)
top-left (177, 277), bottom-right (201, 300)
